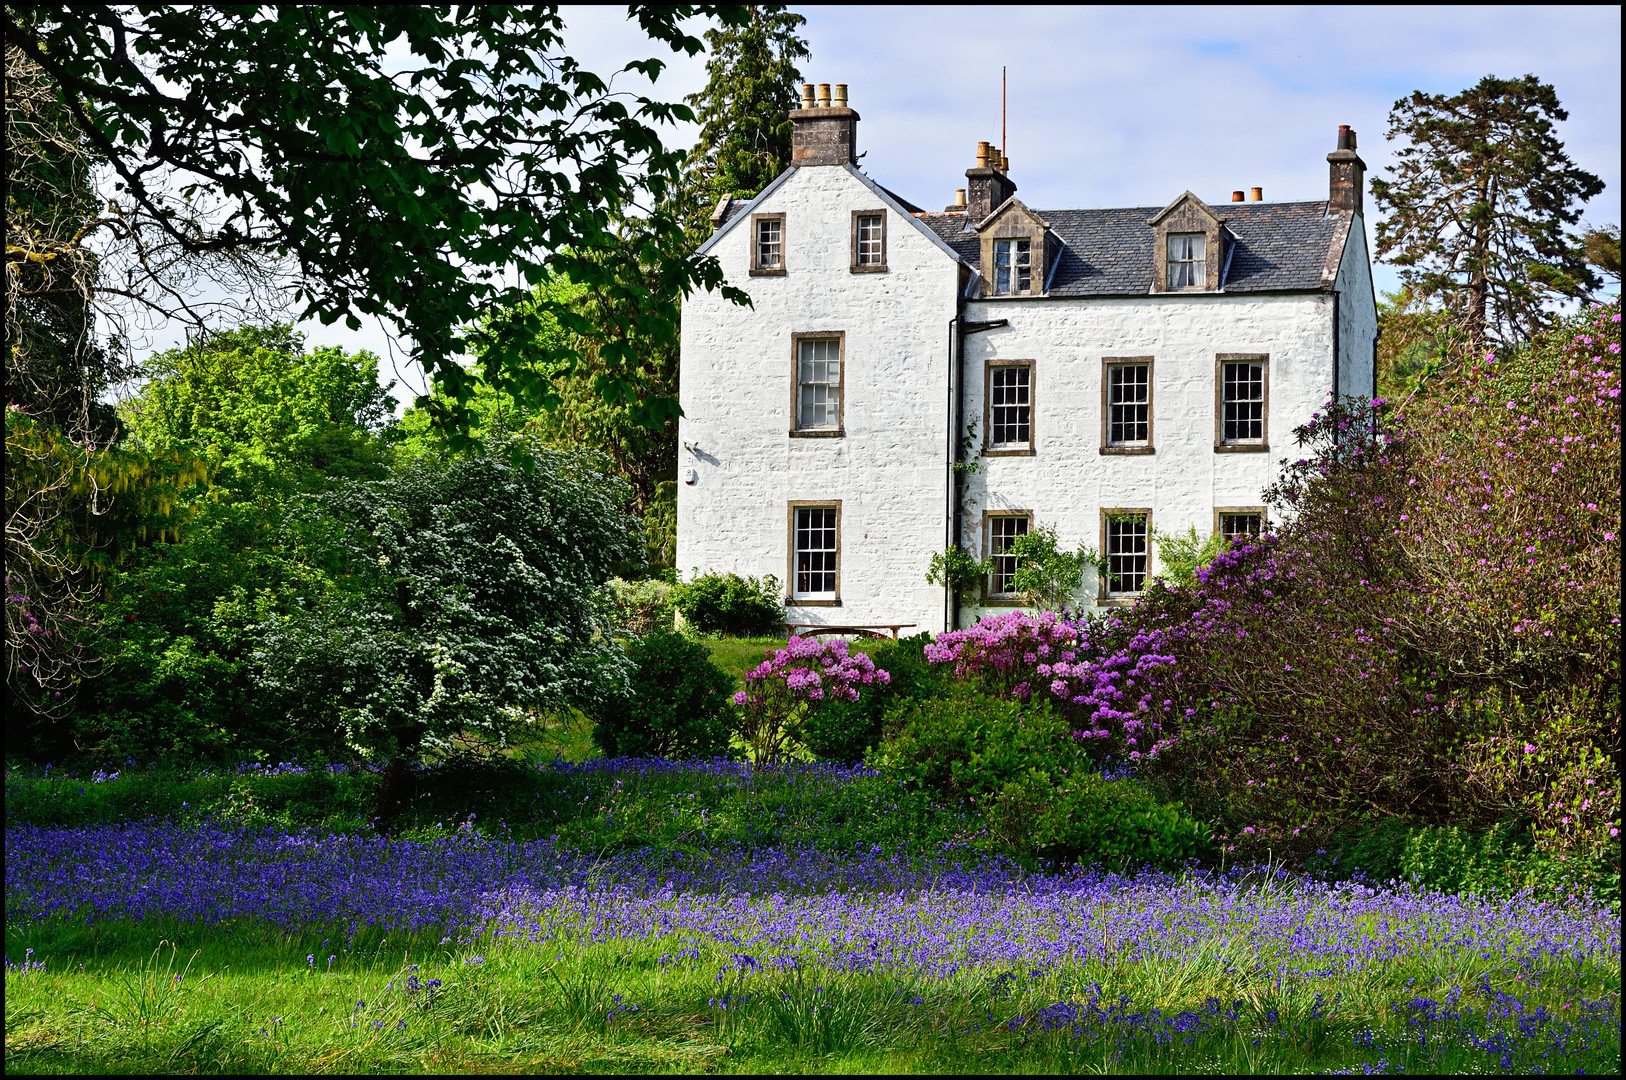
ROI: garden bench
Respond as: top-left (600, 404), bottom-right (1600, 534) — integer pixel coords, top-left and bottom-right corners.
top-left (781, 622), bottom-right (917, 640)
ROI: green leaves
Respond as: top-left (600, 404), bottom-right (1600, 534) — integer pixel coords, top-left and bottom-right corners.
top-left (926, 547), bottom-right (992, 600)
top-left (5, 5), bottom-right (753, 440)
top-left (1007, 525), bottom-right (1103, 611)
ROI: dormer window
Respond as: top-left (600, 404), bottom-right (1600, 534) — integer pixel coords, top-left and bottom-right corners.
top-left (1167, 234), bottom-right (1206, 289)
top-left (1147, 193), bottom-right (1223, 294)
top-left (994, 238), bottom-right (1032, 294)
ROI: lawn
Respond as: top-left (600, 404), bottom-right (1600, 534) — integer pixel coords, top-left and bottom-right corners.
top-left (4, 760), bottom-right (1620, 1074)
top-left (701, 635), bottom-right (888, 687)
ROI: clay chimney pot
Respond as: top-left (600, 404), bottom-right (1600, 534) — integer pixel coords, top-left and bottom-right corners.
top-left (833, 83), bottom-right (848, 108)
top-left (1232, 191), bottom-right (1245, 202)
top-left (1249, 187), bottom-right (1263, 202)
top-left (800, 83), bottom-right (815, 109)
top-left (817, 83), bottom-right (831, 108)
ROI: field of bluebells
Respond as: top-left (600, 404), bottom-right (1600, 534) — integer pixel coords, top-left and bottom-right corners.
top-left (6, 759), bottom-right (1621, 1073)
top-left (6, 307), bottom-right (1619, 1072)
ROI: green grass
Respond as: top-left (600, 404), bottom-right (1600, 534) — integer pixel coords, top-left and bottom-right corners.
top-left (6, 926), bottom-right (1617, 1074)
top-left (701, 636), bottom-right (887, 688)
top-left (3, 760), bottom-right (978, 852)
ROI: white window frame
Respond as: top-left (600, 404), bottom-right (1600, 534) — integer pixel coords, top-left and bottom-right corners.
top-left (1102, 510), bottom-right (1151, 598)
top-left (1106, 362), bottom-right (1151, 447)
top-left (752, 214), bottom-right (784, 274)
top-left (790, 333), bottom-right (844, 434)
top-left (855, 213), bottom-right (884, 267)
top-left (1167, 233), bottom-right (1206, 289)
top-left (985, 513), bottom-right (1032, 600)
top-left (987, 363), bottom-right (1033, 451)
top-left (789, 503), bottom-right (840, 602)
top-left (1216, 508), bottom-right (1266, 543)
top-left (994, 238), bottom-right (1032, 295)
top-left (1218, 358), bottom-right (1267, 445)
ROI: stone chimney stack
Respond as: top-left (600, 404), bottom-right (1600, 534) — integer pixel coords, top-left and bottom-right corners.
top-left (1327, 124), bottom-right (1366, 215)
top-left (790, 82), bottom-right (859, 167)
top-left (965, 141), bottom-right (1017, 222)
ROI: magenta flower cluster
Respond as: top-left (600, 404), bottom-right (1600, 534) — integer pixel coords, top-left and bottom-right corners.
top-left (924, 611), bottom-right (1177, 761)
top-left (734, 636), bottom-right (889, 708)
top-left (732, 636), bottom-right (890, 761)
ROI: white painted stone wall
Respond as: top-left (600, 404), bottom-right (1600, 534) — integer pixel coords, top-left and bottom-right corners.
top-left (1335, 215), bottom-right (1378, 400)
top-left (677, 165), bottom-right (962, 633)
top-left (958, 290), bottom-right (1337, 620)
top-left (680, 170), bottom-right (1378, 633)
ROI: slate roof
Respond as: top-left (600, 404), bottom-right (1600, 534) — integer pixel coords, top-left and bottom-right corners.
top-left (922, 200), bottom-right (1343, 295)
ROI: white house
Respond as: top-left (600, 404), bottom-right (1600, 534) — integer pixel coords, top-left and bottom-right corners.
top-left (677, 82), bottom-right (1376, 634)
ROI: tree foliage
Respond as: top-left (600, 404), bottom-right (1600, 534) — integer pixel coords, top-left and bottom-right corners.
top-left (1007, 524), bottom-right (1102, 611)
top-left (3, 44), bottom-right (126, 442)
top-left (675, 6), bottom-right (808, 244)
top-left (5, 407), bottom-right (207, 728)
top-left (56, 329), bottom-right (401, 762)
top-left (1371, 75), bottom-right (1606, 350)
top-left (3, 5), bottom-right (752, 444)
top-left (254, 442), bottom-right (639, 767)
top-left (125, 325), bottom-right (397, 496)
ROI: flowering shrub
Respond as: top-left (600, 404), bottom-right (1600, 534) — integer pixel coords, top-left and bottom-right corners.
top-left (923, 611), bottom-right (1176, 762)
top-left (733, 637), bottom-right (889, 762)
top-left (1075, 304), bottom-right (1620, 873)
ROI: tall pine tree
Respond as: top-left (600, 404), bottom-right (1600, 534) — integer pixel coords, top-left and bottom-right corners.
top-left (1371, 75), bottom-right (1605, 350)
top-left (676, 7), bottom-right (809, 247)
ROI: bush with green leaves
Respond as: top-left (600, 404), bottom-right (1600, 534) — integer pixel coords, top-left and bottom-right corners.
top-left (800, 633), bottom-right (948, 764)
top-left (1007, 523), bottom-right (1102, 610)
top-left (608, 576), bottom-right (675, 636)
top-left (59, 327), bottom-right (396, 764)
top-left (986, 771), bottom-right (1211, 870)
top-left (1151, 525), bottom-right (1231, 589)
top-left (877, 691), bottom-right (1205, 869)
top-left (590, 631), bottom-right (737, 759)
top-left (876, 692), bottom-right (1086, 806)
top-left (254, 440), bottom-right (638, 770)
top-left (672, 570), bottom-right (783, 636)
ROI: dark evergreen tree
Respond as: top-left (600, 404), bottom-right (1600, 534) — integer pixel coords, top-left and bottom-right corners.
top-left (1371, 75), bottom-right (1605, 350)
top-left (676, 6), bottom-right (809, 246)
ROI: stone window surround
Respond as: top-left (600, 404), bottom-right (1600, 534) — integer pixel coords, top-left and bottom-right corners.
top-left (785, 499), bottom-right (842, 607)
top-left (982, 358), bottom-right (1036, 457)
top-left (1213, 353), bottom-right (1270, 452)
top-left (1098, 507), bottom-right (1153, 605)
top-left (977, 201), bottom-right (1050, 298)
top-left (1148, 194), bottom-right (1224, 294)
top-left (850, 209), bottom-right (887, 273)
top-left (1100, 356), bottom-right (1155, 455)
top-left (750, 212), bottom-right (786, 277)
top-left (980, 509), bottom-right (1034, 607)
top-left (789, 331), bottom-right (845, 438)
top-left (1214, 506), bottom-right (1268, 540)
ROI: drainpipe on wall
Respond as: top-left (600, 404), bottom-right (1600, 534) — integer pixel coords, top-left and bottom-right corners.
top-left (944, 317), bottom-right (959, 635)
top-left (1331, 292), bottom-right (1341, 402)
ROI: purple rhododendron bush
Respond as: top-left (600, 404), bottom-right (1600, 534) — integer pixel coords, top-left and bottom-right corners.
top-left (977, 303), bottom-right (1620, 880)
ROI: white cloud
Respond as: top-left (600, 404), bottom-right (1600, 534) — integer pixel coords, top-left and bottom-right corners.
top-left (794, 4), bottom-right (1621, 298)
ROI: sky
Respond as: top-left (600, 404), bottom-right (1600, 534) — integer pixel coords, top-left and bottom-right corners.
top-left (165, 5), bottom-right (1626, 396)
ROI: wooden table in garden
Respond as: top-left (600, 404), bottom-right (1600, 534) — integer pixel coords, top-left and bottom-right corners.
top-left (781, 623), bottom-right (917, 640)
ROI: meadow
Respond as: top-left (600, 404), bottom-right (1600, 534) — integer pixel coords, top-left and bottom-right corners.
top-left (5, 759), bottom-right (1620, 1074)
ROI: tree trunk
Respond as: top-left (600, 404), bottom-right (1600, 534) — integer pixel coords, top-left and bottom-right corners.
top-left (370, 754), bottom-right (417, 830)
